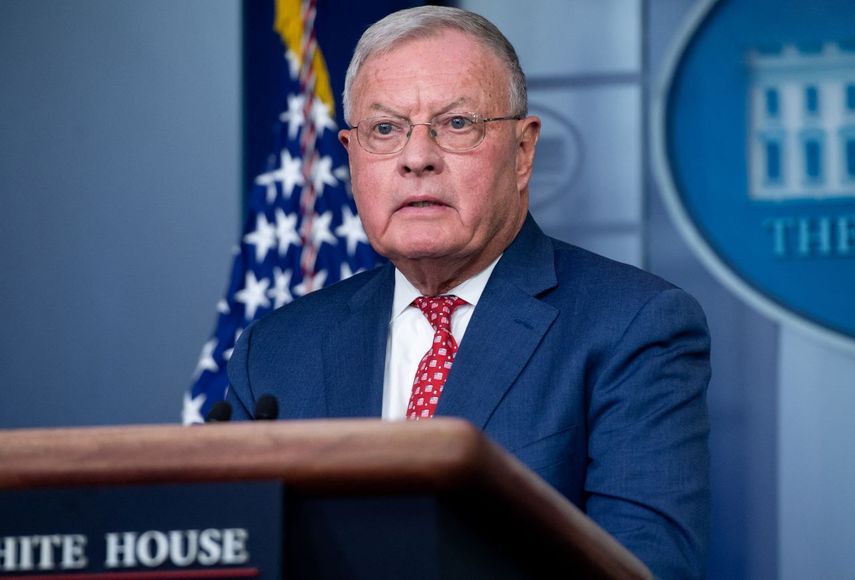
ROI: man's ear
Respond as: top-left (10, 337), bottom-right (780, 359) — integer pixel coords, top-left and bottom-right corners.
top-left (516, 116), bottom-right (541, 192)
top-left (338, 128), bottom-right (352, 149)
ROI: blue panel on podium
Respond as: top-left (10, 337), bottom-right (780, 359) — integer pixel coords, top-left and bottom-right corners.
top-left (0, 482), bottom-right (283, 579)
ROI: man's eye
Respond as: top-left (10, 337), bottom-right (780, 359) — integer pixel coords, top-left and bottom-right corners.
top-left (447, 116), bottom-right (473, 130)
top-left (372, 122), bottom-right (399, 136)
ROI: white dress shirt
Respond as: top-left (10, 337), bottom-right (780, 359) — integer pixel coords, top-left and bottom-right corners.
top-left (381, 257), bottom-right (501, 420)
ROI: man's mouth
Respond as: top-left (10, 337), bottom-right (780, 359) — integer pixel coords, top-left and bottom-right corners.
top-left (395, 195), bottom-right (449, 212)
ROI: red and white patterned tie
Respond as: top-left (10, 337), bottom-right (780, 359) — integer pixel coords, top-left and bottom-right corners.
top-left (407, 295), bottom-right (468, 420)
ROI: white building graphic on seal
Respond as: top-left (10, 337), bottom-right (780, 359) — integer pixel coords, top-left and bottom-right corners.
top-left (748, 42), bottom-right (855, 200)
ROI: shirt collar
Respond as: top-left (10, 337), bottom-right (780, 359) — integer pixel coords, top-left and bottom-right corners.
top-left (390, 255), bottom-right (502, 322)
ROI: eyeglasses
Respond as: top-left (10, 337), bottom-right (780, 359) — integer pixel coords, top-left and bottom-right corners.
top-left (350, 112), bottom-right (522, 154)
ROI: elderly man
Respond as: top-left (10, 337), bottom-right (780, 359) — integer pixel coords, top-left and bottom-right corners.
top-left (228, 6), bottom-right (710, 578)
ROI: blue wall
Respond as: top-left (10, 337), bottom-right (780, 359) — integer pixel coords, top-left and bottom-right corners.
top-left (0, 0), bottom-right (240, 426)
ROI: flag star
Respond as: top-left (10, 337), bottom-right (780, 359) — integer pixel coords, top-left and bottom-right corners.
top-left (182, 392), bottom-right (206, 425)
top-left (280, 93), bottom-right (306, 140)
top-left (333, 166), bottom-right (353, 199)
top-left (339, 260), bottom-right (353, 282)
top-left (310, 210), bottom-right (337, 248)
top-left (193, 339), bottom-right (219, 379)
top-left (274, 208), bottom-right (300, 255)
top-left (243, 214), bottom-right (276, 263)
top-left (267, 267), bottom-right (293, 308)
top-left (273, 149), bottom-right (304, 200)
top-left (349, 263), bottom-right (366, 279)
top-left (216, 299), bottom-right (230, 315)
top-left (340, 261), bottom-right (365, 281)
top-left (224, 327), bottom-right (243, 361)
top-left (333, 165), bottom-right (349, 181)
top-left (255, 164), bottom-right (280, 204)
top-left (333, 165), bottom-right (353, 197)
top-left (284, 49), bottom-right (300, 79)
top-left (335, 206), bottom-right (369, 254)
top-left (235, 271), bottom-right (271, 320)
top-left (293, 268), bottom-right (328, 297)
top-left (311, 99), bottom-right (337, 135)
top-left (312, 155), bottom-right (338, 197)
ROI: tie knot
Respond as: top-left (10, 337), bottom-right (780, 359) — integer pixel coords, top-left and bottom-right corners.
top-left (413, 295), bottom-right (467, 333)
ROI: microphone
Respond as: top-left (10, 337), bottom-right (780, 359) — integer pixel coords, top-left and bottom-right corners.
top-left (254, 394), bottom-right (279, 421)
top-left (205, 400), bottom-right (233, 423)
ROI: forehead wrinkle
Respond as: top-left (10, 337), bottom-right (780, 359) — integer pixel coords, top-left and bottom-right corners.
top-left (364, 96), bottom-right (479, 121)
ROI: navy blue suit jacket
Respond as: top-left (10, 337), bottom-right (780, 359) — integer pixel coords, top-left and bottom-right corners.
top-left (227, 215), bottom-right (711, 578)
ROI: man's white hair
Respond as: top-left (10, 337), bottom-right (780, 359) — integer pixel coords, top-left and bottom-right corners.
top-left (342, 6), bottom-right (528, 124)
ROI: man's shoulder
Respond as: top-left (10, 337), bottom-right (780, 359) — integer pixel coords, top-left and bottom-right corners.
top-left (542, 236), bottom-right (703, 323)
top-left (550, 237), bottom-right (675, 295)
top-left (500, 216), bottom-right (679, 306)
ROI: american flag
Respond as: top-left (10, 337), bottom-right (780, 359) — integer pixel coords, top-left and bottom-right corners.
top-left (182, 0), bottom-right (379, 424)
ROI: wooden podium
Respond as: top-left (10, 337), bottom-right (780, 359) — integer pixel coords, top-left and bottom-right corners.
top-left (0, 418), bottom-right (651, 579)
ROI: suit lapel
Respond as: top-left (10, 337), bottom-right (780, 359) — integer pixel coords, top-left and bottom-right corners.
top-left (436, 216), bottom-right (559, 429)
top-left (321, 264), bottom-right (393, 418)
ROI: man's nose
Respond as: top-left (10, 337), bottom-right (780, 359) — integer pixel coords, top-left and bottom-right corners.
top-left (397, 123), bottom-right (442, 176)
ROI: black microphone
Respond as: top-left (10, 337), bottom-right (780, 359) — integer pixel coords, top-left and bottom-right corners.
top-left (205, 400), bottom-right (233, 423)
top-left (254, 394), bottom-right (279, 421)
